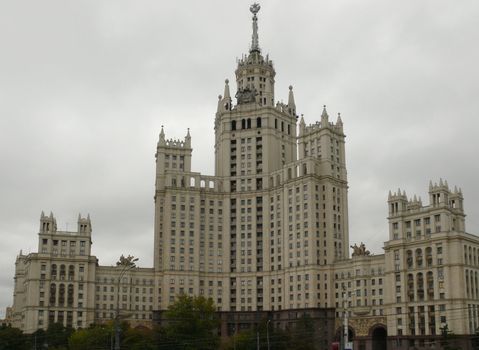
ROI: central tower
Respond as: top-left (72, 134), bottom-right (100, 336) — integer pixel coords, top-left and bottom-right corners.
top-left (214, 3), bottom-right (298, 183)
top-left (154, 3), bottom-right (350, 313)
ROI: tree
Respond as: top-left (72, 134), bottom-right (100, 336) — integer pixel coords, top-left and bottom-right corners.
top-left (45, 322), bottom-right (74, 349)
top-left (0, 324), bottom-right (28, 350)
top-left (123, 326), bottom-right (156, 350)
top-left (224, 320), bottom-right (290, 350)
top-left (159, 294), bottom-right (220, 350)
top-left (69, 323), bottom-right (112, 350)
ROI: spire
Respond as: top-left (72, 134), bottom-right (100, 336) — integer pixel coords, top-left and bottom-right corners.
top-left (321, 105), bottom-right (329, 126)
top-left (224, 79), bottom-right (231, 100)
top-left (287, 85), bottom-right (296, 116)
top-left (336, 113), bottom-right (343, 127)
top-left (249, 3), bottom-right (261, 53)
top-left (185, 128), bottom-right (191, 147)
top-left (223, 79), bottom-right (232, 110)
top-left (288, 85), bottom-right (295, 106)
top-left (159, 126), bottom-right (165, 141)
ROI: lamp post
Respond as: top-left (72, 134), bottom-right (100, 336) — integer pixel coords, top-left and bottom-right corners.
top-left (114, 255), bottom-right (138, 350)
top-left (267, 319), bottom-right (271, 350)
top-left (342, 286), bottom-right (349, 350)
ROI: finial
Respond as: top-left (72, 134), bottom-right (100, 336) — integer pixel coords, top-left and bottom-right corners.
top-left (289, 85), bottom-right (293, 90)
top-left (225, 79), bottom-right (229, 84)
top-left (218, 95), bottom-right (222, 100)
top-left (249, 3), bottom-right (261, 53)
top-left (186, 128), bottom-right (191, 138)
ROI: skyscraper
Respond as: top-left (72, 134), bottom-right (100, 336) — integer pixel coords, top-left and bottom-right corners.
top-left (9, 4), bottom-right (479, 349)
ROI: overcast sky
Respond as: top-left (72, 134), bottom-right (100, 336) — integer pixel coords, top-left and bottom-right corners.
top-left (1, 0), bottom-right (478, 317)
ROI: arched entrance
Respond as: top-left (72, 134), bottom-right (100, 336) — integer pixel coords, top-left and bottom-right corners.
top-left (371, 326), bottom-right (387, 350)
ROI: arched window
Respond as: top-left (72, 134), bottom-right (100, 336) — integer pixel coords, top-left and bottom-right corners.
top-left (416, 273), bottom-right (424, 301)
top-left (68, 284), bottom-right (74, 306)
top-left (50, 283), bottom-right (57, 305)
top-left (60, 264), bottom-right (66, 280)
top-left (247, 118), bottom-right (251, 129)
top-left (426, 247), bottom-right (433, 267)
top-left (241, 119), bottom-right (246, 129)
top-left (257, 117), bottom-right (262, 128)
top-left (232, 120), bottom-right (236, 131)
top-left (51, 264), bottom-right (57, 279)
top-left (59, 283), bottom-right (65, 306)
top-left (415, 249), bottom-right (423, 267)
top-left (406, 250), bottom-right (413, 269)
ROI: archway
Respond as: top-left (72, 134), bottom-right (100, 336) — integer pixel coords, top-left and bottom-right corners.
top-left (371, 326), bottom-right (387, 350)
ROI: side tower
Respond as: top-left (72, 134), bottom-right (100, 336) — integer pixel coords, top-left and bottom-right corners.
top-left (384, 181), bottom-right (475, 342)
top-left (297, 110), bottom-right (349, 260)
top-left (153, 128), bottom-right (192, 271)
top-left (12, 212), bottom-right (96, 332)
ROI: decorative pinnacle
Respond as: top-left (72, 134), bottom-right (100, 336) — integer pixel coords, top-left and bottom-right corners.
top-left (250, 3), bottom-right (261, 53)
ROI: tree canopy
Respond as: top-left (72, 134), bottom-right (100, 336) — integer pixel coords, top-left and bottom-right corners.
top-left (159, 294), bottom-right (220, 350)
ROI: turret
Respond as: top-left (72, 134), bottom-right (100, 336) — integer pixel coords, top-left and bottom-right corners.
top-left (77, 213), bottom-right (92, 235)
top-left (388, 189), bottom-right (408, 216)
top-left (429, 178), bottom-right (449, 207)
top-left (449, 185), bottom-right (464, 212)
top-left (40, 211), bottom-right (57, 233)
top-left (155, 127), bottom-right (193, 190)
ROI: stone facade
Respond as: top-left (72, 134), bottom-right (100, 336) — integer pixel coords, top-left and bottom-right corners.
top-left (8, 4), bottom-right (479, 349)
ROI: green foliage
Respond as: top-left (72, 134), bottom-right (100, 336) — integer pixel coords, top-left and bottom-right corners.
top-left (0, 324), bottom-right (28, 350)
top-left (159, 294), bottom-right (220, 350)
top-left (123, 326), bottom-right (156, 350)
top-left (224, 320), bottom-right (289, 350)
top-left (45, 322), bottom-right (74, 349)
top-left (68, 324), bottom-right (112, 350)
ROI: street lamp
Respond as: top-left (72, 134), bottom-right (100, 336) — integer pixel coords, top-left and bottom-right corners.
top-left (114, 255), bottom-right (138, 350)
top-left (266, 319), bottom-right (271, 350)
